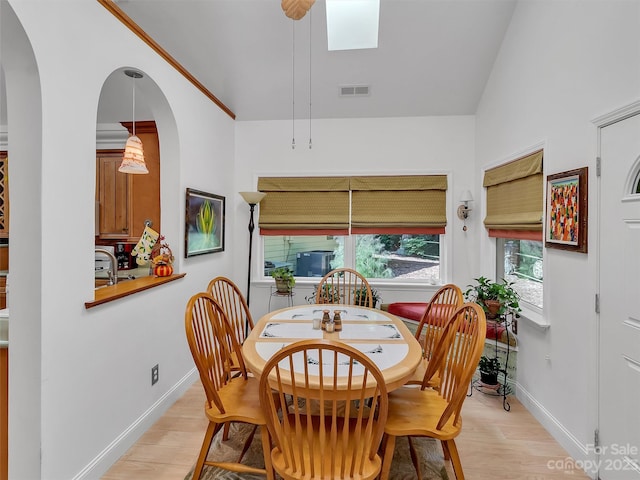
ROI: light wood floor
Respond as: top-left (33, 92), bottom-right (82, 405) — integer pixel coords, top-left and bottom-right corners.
top-left (102, 381), bottom-right (590, 480)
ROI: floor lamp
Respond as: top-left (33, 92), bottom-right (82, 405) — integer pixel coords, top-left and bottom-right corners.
top-left (239, 192), bottom-right (266, 307)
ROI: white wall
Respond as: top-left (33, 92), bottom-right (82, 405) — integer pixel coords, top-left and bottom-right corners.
top-left (4, 1), bottom-right (236, 478)
top-left (234, 116), bottom-right (479, 320)
top-left (475, 0), bottom-right (640, 466)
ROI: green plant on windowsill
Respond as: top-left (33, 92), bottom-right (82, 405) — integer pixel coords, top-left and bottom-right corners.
top-left (304, 284), bottom-right (339, 304)
top-left (464, 276), bottom-right (521, 320)
top-left (271, 266), bottom-right (295, 293)
top-left (354, 286), bottom-right (382, 308)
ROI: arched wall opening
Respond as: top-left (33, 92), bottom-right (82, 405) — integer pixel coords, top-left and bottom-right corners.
top-left (1, 1), bottom-right (44, 478)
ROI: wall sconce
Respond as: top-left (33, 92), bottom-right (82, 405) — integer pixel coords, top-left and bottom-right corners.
top-left (457, 190), bottom-right (473, 231)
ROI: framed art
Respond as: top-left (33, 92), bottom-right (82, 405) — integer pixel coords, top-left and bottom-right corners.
top-left (545, 167), bottom-right (588, 253)
top-left (185, 188), bottom-right (225, 257)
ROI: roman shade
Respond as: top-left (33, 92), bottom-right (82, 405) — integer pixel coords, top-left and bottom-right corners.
top-left (257, 176), bottom-right (350, 235)
top-left (483, 150), bottom-right (543, 240)
top-left (350, 175), bottom-right (448, 234)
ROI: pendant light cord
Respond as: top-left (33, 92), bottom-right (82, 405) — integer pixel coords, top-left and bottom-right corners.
top-left (132, 73), bottom-right (136, 136)
top-left (309, 8), bottom-right (312, 149)
top-left (292, 20), bottom-right (296, 149)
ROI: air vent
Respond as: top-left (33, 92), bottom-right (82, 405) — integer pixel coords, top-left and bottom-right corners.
top-left (339, 85), bottom-right (370, 97)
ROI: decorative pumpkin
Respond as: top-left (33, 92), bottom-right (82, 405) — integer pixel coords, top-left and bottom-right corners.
top-left (154, 264), bottom-right (173, 277)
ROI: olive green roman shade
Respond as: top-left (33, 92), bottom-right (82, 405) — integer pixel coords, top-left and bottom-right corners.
top-left (257, 176), bottom-right (350, 235)
top-left (483, 150), bottom-right (543, 240)
top-left (350, 175), bottom-right (448, 234)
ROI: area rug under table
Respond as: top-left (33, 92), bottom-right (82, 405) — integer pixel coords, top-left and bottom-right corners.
top-left (184, 422), bottom-right (448, 480)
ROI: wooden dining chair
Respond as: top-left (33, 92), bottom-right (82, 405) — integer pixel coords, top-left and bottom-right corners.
top-left (315, 267), bottom-right (373, 307)
top-left (379, 302), bottom-right (486, 480)
top-left (207, 276), bottom-right (254, 373)
top-left (185, 292), bottom-right (274, 480)
top-left (259, 339), bottom-right (388, 480)
top-left (404, 283), bottom-right (464, 386)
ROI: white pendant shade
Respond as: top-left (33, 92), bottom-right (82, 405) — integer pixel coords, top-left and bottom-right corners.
top-left (119, 135), bottom-right (149, 174)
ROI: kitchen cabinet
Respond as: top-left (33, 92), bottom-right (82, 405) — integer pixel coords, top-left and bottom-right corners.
top-left (0, 152), bottom-right (8, 239)
top-left (96, 121), bottom-right (160, 242)
top-left (97, 152), bottom-right (129, 238)
top-left (0, 278), bottom-right (6, 310)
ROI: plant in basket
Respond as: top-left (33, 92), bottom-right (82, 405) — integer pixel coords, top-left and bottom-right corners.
top-left (151, 235), bottom-right (174, 277)
top-left (271, 266), bottom-right (295, 293)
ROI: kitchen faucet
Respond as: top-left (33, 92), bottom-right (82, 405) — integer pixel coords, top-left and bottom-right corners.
top-left (95, 248), bottom-right (118, 285)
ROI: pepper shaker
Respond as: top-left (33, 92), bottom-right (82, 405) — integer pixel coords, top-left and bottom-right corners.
top-left (333, 309), bottom-right (342, 332)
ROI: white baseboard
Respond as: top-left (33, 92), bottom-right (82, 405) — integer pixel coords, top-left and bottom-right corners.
top-left (516, 383), bottom-right (597, 480)
top-left (72, 368), bottom-right (199, 480)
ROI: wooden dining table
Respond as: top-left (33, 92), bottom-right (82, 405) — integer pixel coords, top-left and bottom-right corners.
top-left (242, 304), bottom-right (423, 394)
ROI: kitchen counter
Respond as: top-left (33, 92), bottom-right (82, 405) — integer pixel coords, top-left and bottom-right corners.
top-left (86, 273), bottom-right (186, 309)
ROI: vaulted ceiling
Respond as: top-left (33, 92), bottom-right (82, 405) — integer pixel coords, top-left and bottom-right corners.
top-left (105, 0), bottom-right (517, 122)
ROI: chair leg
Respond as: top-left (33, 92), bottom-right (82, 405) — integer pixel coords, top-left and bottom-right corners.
top-left (223, 422), bottom-right (230, 440)
top-left (260, 424), bottom-right (275, 480)
top-left (379, 434), bottom-right (396, 480)
top-left (444, 439), bottom-right (465, 480)
top-left (193, 421), bottom-right (220, 480)
top-left (441, 439), bottom-right (450, 460)
top-left (407, 436), bottom-right (422, 479)
top-left (237, 424), bottom-right (259, 463)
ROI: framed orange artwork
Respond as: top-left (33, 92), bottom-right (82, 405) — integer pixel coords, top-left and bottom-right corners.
top-left (545, 167), bottom-right (588, 253)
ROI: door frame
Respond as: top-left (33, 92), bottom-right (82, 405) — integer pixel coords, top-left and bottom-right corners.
top-left (592, 99), bottom-right (640, 478)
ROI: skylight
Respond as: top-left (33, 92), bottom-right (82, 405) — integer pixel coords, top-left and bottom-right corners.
top-left (326, 0), bottom-right (380, 51)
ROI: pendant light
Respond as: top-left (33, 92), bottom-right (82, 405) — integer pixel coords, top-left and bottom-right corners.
top-left (119, 69), bottom-right (149, 174)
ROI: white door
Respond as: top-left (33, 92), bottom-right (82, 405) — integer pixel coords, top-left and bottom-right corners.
top-left (599, 113), bottom-right (640, 479)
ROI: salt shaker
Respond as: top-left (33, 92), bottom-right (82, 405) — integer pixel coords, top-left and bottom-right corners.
top-left (321, 310), bottom-right (331, 330)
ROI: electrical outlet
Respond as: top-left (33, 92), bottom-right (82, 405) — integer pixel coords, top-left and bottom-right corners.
top-left (151, 364), bottom-right (159, 385)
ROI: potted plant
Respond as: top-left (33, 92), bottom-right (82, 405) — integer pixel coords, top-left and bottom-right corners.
top-left (478, 355), bottom-right (501, 386)
top-left (464, 276), bottom-right (521, 320)
top-left (271, 266), bottom-right (295, 293)
top-left (303, 284), bottom-right (341, 304)
top-left (354, 286), bottom-right (382, 308)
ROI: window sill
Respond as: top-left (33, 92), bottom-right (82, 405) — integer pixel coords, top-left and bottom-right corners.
top-left (85, 273), bottom-right (186, 309)
top-left (518, 307), bottom-right (549, 329)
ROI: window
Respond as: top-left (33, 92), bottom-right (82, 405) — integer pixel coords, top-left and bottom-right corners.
top-left (496, 238), bottom-right (542, 309)
top-left (263, 233), bottom-right (440, 282)
top-left (484, 150), bottom-right (544, 309)
top-left (259, 175), bottom-right (446, 283)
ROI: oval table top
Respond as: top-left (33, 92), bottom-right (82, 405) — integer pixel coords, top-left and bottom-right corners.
top-left (242, 304), bottom-right (422, 393)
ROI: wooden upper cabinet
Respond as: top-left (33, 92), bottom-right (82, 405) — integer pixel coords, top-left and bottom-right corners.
top-left (0, 152), bottom-right (8, 239)
top-left (96, 121), bottom-right (160, 242)
top-left (97, 152), bottom-right (130, 238)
